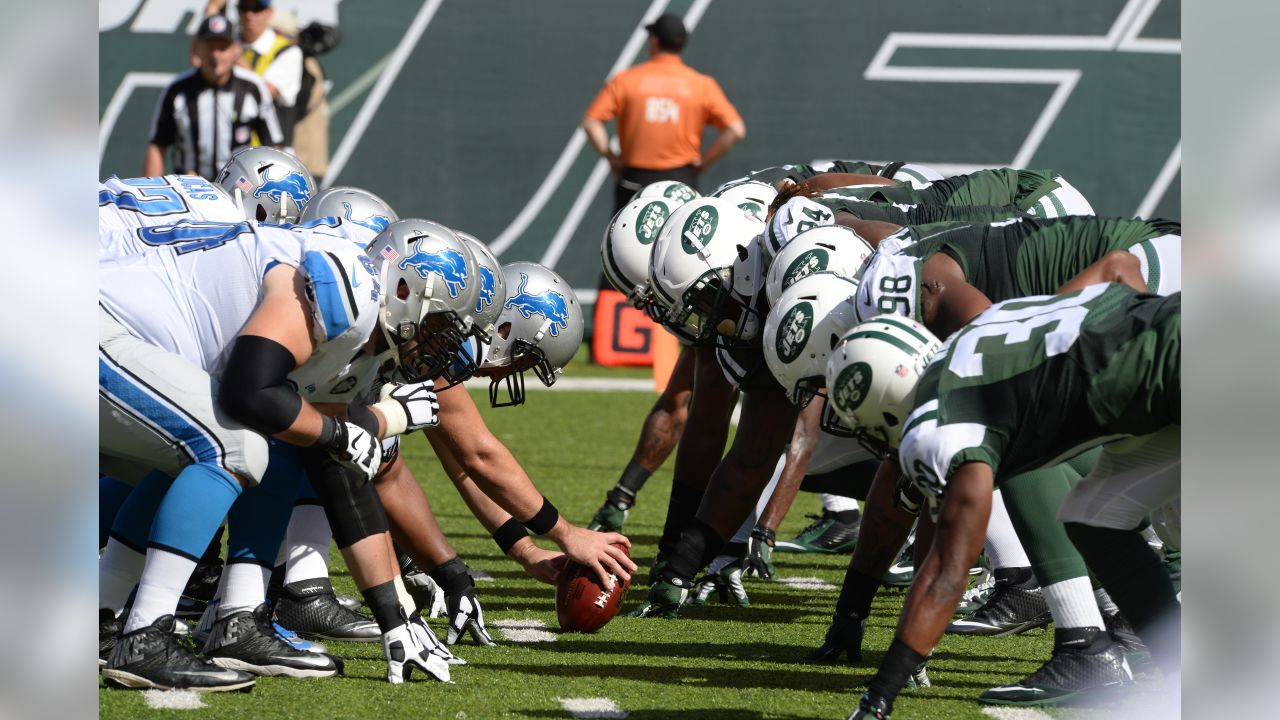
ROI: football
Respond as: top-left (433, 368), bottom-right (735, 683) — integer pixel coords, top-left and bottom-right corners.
top-left (555, 544), bottom-right (632, 632)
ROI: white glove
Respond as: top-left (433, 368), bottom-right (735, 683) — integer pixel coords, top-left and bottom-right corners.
top-left (374, 381), bottom-right (441, 436)
top-left (381, 622), bottom-right (451, 684)
top-left (403, 570), bottom-right (448, 619)
top-left (446, 590), bottom-right (495, 647)
top-left (409, 614), bottom-right (466, 666)
top-left (322, 419), bottom-right (381, 483)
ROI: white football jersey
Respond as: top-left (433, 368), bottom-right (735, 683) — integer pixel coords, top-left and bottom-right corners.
top-left (99, 224), bottom-right (382, 382)
top-left (99, 175), bottom-right (244, 241)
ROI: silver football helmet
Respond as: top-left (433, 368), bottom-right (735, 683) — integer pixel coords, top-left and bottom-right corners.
top-left (299, 186), bottom-right (398, 232)
top-left (215, 146), bottom-right (316, 223)
top-left (365, 219), bottom-right (481, 384)
top-left (481, 262), bottom-right (584, 407)
top-left (454, 231), bottom-right (507, 344)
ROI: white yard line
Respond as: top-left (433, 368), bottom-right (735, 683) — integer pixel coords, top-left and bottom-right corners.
top-left (777, 577), bottom-right (837, 592)
top-left (557, 697), bottom-right (629, 719)
top-left (142, 690), bottom-right (207, 710)
top-left (491, 619), bottom-right (557, 643)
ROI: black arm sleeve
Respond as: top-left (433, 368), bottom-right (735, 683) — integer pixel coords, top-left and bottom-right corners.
top-left (218, 335), bottom-right (302, 435)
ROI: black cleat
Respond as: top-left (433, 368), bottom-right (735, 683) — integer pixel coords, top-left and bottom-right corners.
top-left (805, 611), bottom-right (866, 664)
top-left (980, 627), bottom-right (1133, 705)
top-left (1104, 610), bottom-right (1151, 667)
top-left (947, 573), bottom-right (1051, 637)
top-left (99, 609), bottom-right (122, 667)
top-left (201, 604), bottom-right (342, 678)
top-left (847, 691), bottom-right (892, 719)
top-left (102, 615), bottom-right (256, 692)
top-left (274, 578), bottom-right (380, 642)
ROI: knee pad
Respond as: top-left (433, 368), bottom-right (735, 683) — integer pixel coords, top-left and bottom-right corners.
top-left (299, 448), bottom-right (389, 548)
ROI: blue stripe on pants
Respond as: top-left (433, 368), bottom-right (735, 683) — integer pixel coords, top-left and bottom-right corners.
top-left (98, 354), bottom-right (223, 467)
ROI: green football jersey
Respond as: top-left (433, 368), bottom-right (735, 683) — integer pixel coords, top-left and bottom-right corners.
top-left (899, 283), bottom-right (1180, 493)
top-left (855, 216), bottom-right (1179, 323)
top-left (816, 194), bottom-right (1028, 226)
top-left (823, 168), bottom-right (1060, 212)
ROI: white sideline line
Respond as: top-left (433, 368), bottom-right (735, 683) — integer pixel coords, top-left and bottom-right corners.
top-left (98, 72), bottom-right (174, 167)
top-left (491, 619), bottom-right (557, 643)
top-left (981, 708), bottom-right (1055, 720)
top-left (557, 697), bottom-right (629, 719)
top-left (489, 0), bottom-right (671, 256)
top-left (538, 0), bottom-right (716, 269)
top-left (777, 577), bottom-right (837, 592)
top-left (325, 0), bottom-right (444, 186)
top-left (142, 690), bottom-right (206, 710)
top-left (327, 51), bottom-right (394, 117)
top-left (1134, 141), bottom-right (1181, 218)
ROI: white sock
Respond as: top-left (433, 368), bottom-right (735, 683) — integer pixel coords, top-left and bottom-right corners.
top-left (983, 490), bottom-right (1030, 569)
top-left (821, 493), bottom-right (860, 514)
top-left (1041, 576), bottom-right (1105, 630)
top-left (124, 548), bottom-right (197, 633)
top-left (99, 539), bottom-right (145, 613)
top-left (284, 505), bottom-right (332, 585)
top-left (220, 562), bottom-right (271, 617)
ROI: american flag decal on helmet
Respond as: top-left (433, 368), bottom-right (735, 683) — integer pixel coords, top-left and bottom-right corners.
top-left (380, 245), bottom-right (399, 262)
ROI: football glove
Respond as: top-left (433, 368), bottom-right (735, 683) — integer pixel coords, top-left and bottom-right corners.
top-left (846, 691), bottom-right (892, 719)
top-left (409, 613), bottom-right (465, 665)
top-left (690, 557), bottom-right (750, 607)
top-left (806, 610), bottom-right (867, 664)
top-left (374, 381), bottom-right (441, 436)
top-left (625, 575), bottom-right (691, 619)
top-left (320, 419), bottom-right (381, 483)
top-left (743, 526), bottom-right (776, 579)
top-left (429, 558), bottom-right (495, 646)
top-left (381, 617), bottom-right (451, 684)
top-left (587, 487), bottom-right (633, 533)
top-left (402, 570), bottom-right (447, 619)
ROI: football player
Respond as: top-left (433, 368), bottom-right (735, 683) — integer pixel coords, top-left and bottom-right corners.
top-left (833, 285), bottom-right (1180, 719)
top-left (215, 146), bottom-right (317, 223)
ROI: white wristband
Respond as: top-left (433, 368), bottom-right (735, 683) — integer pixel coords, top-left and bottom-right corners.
top-left (372, 398), bottom-right (408, 437)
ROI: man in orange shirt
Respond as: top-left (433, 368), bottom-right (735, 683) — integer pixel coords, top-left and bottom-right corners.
top-left (582, 14), bottom-right (746, 213)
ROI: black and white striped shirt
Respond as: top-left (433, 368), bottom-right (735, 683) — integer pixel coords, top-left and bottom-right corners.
top-left (148, 65), bottom-right (283, 180)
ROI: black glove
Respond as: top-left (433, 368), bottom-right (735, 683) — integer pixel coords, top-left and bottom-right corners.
top-left (806, 610), bottom-right (866, 663)
top-left (429, 558), bottom-right (495, 646)
top-left (743, 526), bottom-right (775, 579)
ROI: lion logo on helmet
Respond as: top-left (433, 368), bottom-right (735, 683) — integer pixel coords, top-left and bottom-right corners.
top-left (504, 273), bottom-right (570, 337)
top-left (398, 239), bottom-right (469, 298)
top-left (253, 171), bottom-right (312, 206)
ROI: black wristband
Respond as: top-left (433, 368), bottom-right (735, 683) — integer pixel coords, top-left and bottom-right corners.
top-left (493, 518), bottom-right (530, 555)
top-left (750, 526), bottom-right (776, 546)
top-left (521, 496), bottom-right (560, 535)
top-left (315, 415), bottom-right (340, 450)
top-left (866, 638), bottom-right (928, 706)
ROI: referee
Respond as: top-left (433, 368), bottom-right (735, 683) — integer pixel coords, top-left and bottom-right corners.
top-left (582, 13), bottom-right (745, 213)
top-left (144, 15), bottom-right (282, 180)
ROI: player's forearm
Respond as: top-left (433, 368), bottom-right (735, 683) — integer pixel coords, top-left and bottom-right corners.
top-left (801, 172), bottom-right (896, 193)
top-left (143, 144), bottom-right (165, 176)
top-left (757, 403), bottom-right (821, 530)
top-left (1058, 251), bottom-right (1146, 295)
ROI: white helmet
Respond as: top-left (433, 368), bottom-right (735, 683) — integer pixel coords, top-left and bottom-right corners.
top-left (215, 146), bottom-right (316, 223)
top-left (365, 219), bottom-right (482, 384)
top-left (762, 273), bottom-right (861, 406)
top-left (636, 180), bottom-right (700, 208)
top-left (648, 197), bottom-right (765, 344)
top-left (601, 196), bottom-right (674, 312)
top-left (762, 196), bottom-right (836, 268)
top-left (299, 186), bottom-right (398, 232)
top-left (482, 262), bottom-right (584, 407)
top-left (825, 316), bottom-right (942, 457)
top-left (454, 231), bottom-right (507, 344)
top-left (712, 179), bottom-right (778, 224)
top-left (765, 225), bottom-right (874, 305)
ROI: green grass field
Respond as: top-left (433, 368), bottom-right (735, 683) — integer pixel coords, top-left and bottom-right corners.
top-left (99, 386), bottom-right (1157, 719)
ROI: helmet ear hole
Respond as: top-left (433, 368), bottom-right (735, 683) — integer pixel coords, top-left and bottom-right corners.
top-left (883, 412), bottom-right (900, 428)
top-left (255, 205), bottom-right (267, 222)
top-left (497, 321), bottom-right (512, 340)
top-left (828, 332), bottom-right (840, 350)
top-left (396, 278), bottom-right (410, 301)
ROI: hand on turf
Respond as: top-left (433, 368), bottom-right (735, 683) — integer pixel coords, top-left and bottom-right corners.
top-left (690, 558), bottom-right (750, 607)
top-left (846, 691), bottom-right (892, 719)
top-left (905, 660), bottom-right (931, 690)
top-left (446, 586), bottom-right (496, 646)
top-left (403, 570), bottom-right (447, 618)
top-left (382, 619), bottom-right (451, 684)
top-left (625, 577), bottom-right (690, 619)
top-left (409, 613), bottom-right (465, 665)
top-left (743, 526), bottom-right (776, 580)
top-left (806, 610), bottom-right (866, 664)
top-left (556, 525), bottom-right (635, 590)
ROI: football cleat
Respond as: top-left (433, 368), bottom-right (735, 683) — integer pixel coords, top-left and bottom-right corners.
top-left (1104, 610), bottom-right (1151, 667)
top-left (273, 622), bottom-right (326, 654)
top-left (176, 556), bottom-right (223, 619)
top-left (102, 615), bottom-right (256, 692)
top-left (587, 488), bottom-right (634, 533)
top-left (846, 691), bottom-right (893, 719)
top-left (957, 576), bottom-right (997, 616)
top-left (99, 608), bottom-right (122, 667)
top-left (382, 620), bottom-right (451, 684)
top-left (625, 576), bottom-right (690, 618)
top-left (947, 576), bottom-right (1051, 637)
top-left (905, 660), bottom-right (931, 689)
top-left (201, 604), bottom-right (342, 678)
top-left (689, 556), bottom-right (750, 607)
top-left (775, 511), bottom-right (860, 554)
top-left (336, 594), bottom-right (363, 612)
top-left (979, 628), bottom-right (1133, 705)
top-left (805, 611), bottom-right (866, 664)
top-left (273, 579), bottom-right (380, 642)
top-left (882, 541), bottom-right (916, 587)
